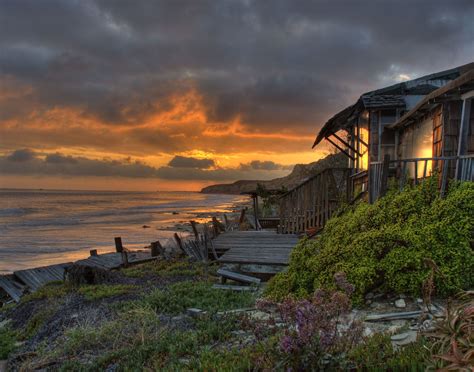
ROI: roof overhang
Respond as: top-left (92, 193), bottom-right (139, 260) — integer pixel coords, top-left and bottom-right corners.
top-left (389, 69), bottom-right (474, 130)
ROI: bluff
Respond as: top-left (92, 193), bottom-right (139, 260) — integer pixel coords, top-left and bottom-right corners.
top-left (200, 153), bottom-right (347, 194)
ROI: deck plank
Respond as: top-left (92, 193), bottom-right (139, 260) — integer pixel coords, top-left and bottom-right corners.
top-left (216, 230), bottom-right (298, 266)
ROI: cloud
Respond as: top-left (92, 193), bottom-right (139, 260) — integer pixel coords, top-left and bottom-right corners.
top-left (45, 153), bottom-right (78, 164)
top-left (1, 0), bottom-right (473, 135)
top-left (239, 160), bottom-right (292, 171)
top-left (0, 149), bottom-right (291, 181)
top-left (6, 149), bottom-right (36, 162)
top-left (0, 0), bottom-right (473, 187)
top-left (168, 156), bottom-right (215, 169)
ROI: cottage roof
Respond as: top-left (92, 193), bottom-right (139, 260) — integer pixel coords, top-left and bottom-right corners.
top-left (312, 62), bottom-right (474, 148)
top-left (361, 95), bottom-right (405, 108)
top-left (389, 69), bottom-right (474, 129)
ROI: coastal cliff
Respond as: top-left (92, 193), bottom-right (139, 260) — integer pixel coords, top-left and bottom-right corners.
top-left (201, 152), bottom-right (347, 194)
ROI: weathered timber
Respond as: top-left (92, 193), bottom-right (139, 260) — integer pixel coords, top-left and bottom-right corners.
top-left (150, 241), bottom-right (164, 257)
top-left (365, 311), bottom-right (423, 322)
top-left (174, 233), bottom-right (186, 254)
top-left (13, 263), bottom-right (72, 292)
top-left (0, 275), bottom-right (26, 302)
top-left (215, 230), bottom-right (298, 266)
top-left (114, 237), bottom-right (124, 253)
top-left (190, 221), bottom-right (199, 240)
top-left (217, 268), bottom-right (261, 285)
top-left (212, 284), bottom-right (257, 291)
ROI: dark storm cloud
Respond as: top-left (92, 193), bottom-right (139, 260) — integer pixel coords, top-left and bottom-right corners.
top-left (0, 0), bottom-right (473, 133)
top-left (0, 150), bottom-right (290, 180)
top-left (6, 149), bottom-right (36, 162)
top-left (168, 156), bottom-right (215, 169)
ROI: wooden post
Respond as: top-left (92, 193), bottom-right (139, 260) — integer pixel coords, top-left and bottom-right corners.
top-left (114, 237), bottom-right (123, 253)
top-left (89, 249), bottom-right (98, 256)
top-left (151, 241), bottom-right (164, 257)
top-left (174, 233), bottom-right (185, 254)
top-left (252, 194), bottom-right (259, 231)
top-left (455, 97), bottom-right (472, 179)
top-left (190, 220), bottom-right (199, 240)
top-left (121, 250), bottom-right (129, 267)
top-left (223, 214), bottom-right (229, 230)
top-left (380, 154), bottom-right (390, 198)
top-left (212, 216), bottom-right (222, 236)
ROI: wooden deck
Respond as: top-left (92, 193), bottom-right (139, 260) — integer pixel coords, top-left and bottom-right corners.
top-left (214, 230), bottom-right (298, 265)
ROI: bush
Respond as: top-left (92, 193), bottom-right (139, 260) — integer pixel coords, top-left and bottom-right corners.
top-left (266, 179), bottom-right (474, 302)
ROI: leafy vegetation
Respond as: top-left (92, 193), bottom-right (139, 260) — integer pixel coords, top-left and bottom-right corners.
top-left (143, 281), bottom-right (255, 314)
top-left (77, 284), bottom-right (135, 300)
top-left (266, 179), bottom-right (474, 302)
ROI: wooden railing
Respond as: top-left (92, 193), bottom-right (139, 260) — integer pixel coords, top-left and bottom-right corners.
top-left (279, 168), bottom-right (351, 234)
top-left (369, 154), bottom-right (474, 202)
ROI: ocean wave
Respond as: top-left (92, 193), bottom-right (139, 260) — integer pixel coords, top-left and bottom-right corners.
top-left (0, 207), bottom-right (35, 217)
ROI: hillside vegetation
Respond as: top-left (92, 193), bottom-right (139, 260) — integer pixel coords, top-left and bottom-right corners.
top-left (266, 178), bottom-right (474, 302)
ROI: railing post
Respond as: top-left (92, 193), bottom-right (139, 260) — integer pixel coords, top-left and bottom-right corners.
top-left (380, 154), bottom-right (390, 198)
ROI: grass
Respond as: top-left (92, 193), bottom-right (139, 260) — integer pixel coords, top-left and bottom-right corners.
top-left (77, 284), bottom-right (136, 301)
top-left (348, 333), bottom-right (430, 370)
top-left (20, 305), bottom-right (57, 340)
top-left (143, 281), bottom-right (256, 314)
top-left (21, 281), bottom-right (70, 302)
top-left (57, 311), bottom-right (248, 371)
top-left (0, 326), bottom-right (18, 359)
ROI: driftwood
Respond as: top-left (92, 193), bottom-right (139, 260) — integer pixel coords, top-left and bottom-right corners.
top-left (365, 310), bottom-right (422, 322)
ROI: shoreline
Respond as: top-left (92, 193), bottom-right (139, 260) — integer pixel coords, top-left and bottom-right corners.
top-left (0, 193), bottom-right (251, 275)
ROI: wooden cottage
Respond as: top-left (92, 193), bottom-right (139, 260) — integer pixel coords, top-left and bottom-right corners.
top-left (312, 63), bottom-right (474, 198)
top-left (388, 69), bottom-right (474, 185)
top-left (279, 63), bottom-right (474, 234)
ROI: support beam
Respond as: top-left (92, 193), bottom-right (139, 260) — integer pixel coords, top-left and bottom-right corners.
top-left (326, 136), bottom-right (356, 160)
top-left (331, 132), bottom-right (363, 156)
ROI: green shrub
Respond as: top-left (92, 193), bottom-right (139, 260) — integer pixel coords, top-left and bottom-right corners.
top-left (144, 281), bottom-right (255, 314)
top-left (266, 179), bottom-right (474, 302)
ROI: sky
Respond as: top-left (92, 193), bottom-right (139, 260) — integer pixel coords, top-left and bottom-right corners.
top-left (1, 0), bottom-right (473, 191)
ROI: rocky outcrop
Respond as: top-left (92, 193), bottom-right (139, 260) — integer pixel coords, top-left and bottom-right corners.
top-left (201, 152), bottom-right (347, 194)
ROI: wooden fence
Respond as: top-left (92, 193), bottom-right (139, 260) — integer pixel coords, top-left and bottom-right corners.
top-left (279, 168), bottom-right (351, 234)
top-left (369, 154), bottom-right (474, 202)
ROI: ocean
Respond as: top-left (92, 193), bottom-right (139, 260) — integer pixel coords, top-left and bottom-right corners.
top-left (0, 189), bottom-right (246, 273)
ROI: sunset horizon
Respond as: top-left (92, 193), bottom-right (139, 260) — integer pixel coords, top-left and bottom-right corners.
top-left (2, 1), bottom-right (473, 191)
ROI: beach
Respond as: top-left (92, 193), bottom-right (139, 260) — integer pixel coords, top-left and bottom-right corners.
top-left (0, 189), bottom-right (248, 273)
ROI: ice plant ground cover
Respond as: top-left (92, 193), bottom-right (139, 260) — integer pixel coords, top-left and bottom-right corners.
top-left (266, 178), bottom-right (474, 303)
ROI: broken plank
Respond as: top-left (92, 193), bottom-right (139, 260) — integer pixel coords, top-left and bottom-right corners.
top-left (212, 284), bottom-right (257, 291)
top-left (0, 275), bottom-right (26, 303)
top-left (216, 269), bottom-right (261, 284)
top-left (365, 311), bottom-right (422, 322)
